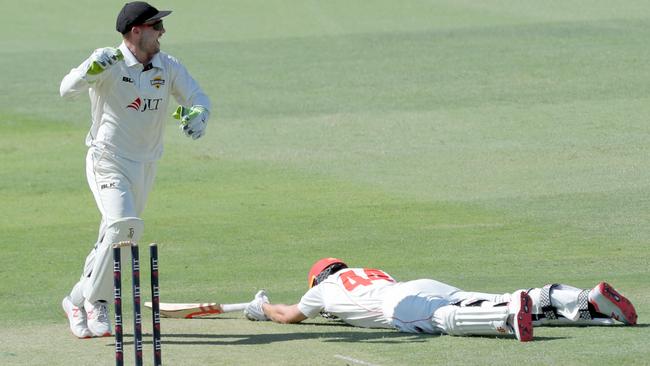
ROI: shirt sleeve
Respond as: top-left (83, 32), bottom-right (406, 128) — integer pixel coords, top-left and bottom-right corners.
top-left (297, 286), bottom-right (326, 318)
top-left (59, 55), bottom-right (107, 99)
top-left (169, 57), bottom-right (211, 113)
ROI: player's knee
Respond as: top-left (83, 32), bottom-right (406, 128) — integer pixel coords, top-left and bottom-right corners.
top-left (106, 217), bottom-right (144, 243)
top-left (431, 305), bottom-right (456, 333)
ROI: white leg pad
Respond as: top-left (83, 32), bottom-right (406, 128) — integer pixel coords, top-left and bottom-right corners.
top-left (433, 305), bottom-right (511, 337)
top-left (82, 217), bottom-right (143, 303)
top-left (527, 285), bottom-right (600, 324)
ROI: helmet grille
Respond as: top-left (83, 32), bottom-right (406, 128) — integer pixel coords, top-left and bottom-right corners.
top-left (312, 262), bottom-right (348, 287)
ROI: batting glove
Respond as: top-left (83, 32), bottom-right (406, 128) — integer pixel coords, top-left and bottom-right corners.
top-left (244, 290), bottom-right (270, 321)
top-left (172, 105), bottom-right (209, 140)
top-left (87, 47), bottom-right (123, 76)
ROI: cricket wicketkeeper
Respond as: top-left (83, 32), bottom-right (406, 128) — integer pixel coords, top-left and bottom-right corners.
top-left (59, 1), bottom-right (211, 338)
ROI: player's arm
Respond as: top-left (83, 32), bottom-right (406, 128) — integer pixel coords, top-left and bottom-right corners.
top-left (60, 47), bottom-right (122, 98)
top-left (244, 290), bottom-right (308, 324)
top-left (170, 59), bottom-right (211, 112)
top-left (262, 303), bottom-right (308, 324)
top-left (60, 63), bottom-right (92, 98)
top-left (245, 286), bottom-right (324, 324)
top-left (169, 59), bottom-right (211, 139)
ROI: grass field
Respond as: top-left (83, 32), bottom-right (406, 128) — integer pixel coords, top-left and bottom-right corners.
top-left (1, 1), bottom-right (649, 365)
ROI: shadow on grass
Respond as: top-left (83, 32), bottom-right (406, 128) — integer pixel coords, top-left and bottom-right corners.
top-left (168, 331), bottom-right (429, 345)
top-left (110, 331), bottom-right (567, 346)
top-left (110, 331), bottom-right (426, 346)
top-left (103, 319), bottom-right (648, 347)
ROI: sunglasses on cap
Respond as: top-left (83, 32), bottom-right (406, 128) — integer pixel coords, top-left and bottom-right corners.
top-left (142, 20), bottom-right (164, 31)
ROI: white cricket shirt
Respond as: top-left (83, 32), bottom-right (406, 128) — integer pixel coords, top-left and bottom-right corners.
top-left (298, 267), bottom-right (399, 329)
top-left (60, 42), bottom-right (211, 162)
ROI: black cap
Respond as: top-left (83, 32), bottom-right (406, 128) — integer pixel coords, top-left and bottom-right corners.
top-left (116, 2), bottom-right (172, 34)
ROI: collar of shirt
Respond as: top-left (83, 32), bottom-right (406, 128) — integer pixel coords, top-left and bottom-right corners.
top-left (119, 41), bottom-right (163, 71)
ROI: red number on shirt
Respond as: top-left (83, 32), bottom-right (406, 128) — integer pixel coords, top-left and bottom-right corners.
top-left (340, 268), bottom-right (394, 291)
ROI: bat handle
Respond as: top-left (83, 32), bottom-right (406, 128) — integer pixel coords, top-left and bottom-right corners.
top-left (221, 303), bottom-right (250, 312)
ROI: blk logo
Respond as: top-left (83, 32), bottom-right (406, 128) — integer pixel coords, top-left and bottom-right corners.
top-left (126, 97), bottom-right (163, 112)
top-left (100, 182), bottom-right (117, 190)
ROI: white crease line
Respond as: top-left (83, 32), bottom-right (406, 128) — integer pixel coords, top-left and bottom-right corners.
top-left (334, 354), bottom-right (381, 366)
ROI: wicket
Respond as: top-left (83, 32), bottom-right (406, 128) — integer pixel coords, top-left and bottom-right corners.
top-left (150, 243), bottom-right (162, 366)
top-left (113, 241), bottom-right (162, 366)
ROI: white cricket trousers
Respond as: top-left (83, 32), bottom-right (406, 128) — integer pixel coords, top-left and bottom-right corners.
top-left (386, 281), bottom-right (603, 334)
top-left (69, 147), bottom-right (157, 305)
top-left (384, 279), bottom-right (510, 333)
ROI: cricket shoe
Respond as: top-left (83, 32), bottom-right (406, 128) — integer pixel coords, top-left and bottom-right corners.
top-left (589, 282), bottom-right (637, 325)
top-left (85, 300), bottom-right (112, 337)
top-left (62, 296), bottom-right (92, 339)
top-left (509, 290), bottom-right (533, 342)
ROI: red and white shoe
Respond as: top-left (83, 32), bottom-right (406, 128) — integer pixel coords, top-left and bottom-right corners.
top-left (85, 300), bottom-right (112, 337)
top-left (510, 290), bottom-right (533, 342)
top-left (62, 296), bottom-right (92, 339)
top-left (589, 282), bottom-right (637, 325)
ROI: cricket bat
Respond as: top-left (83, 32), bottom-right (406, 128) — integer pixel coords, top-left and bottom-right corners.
top-left (144, 301), bottom-right (249, 319)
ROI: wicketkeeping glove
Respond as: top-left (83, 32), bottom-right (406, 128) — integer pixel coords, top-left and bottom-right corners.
top-left (244, 290), bottom-right (270, 321)
top-left (87, 47), bottom-right (123, 76)
top-left (172, 105), bottom-right (209, 140)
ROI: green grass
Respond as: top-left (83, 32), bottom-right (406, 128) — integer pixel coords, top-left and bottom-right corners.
top-left (1, 0), bottom-right (649, 365)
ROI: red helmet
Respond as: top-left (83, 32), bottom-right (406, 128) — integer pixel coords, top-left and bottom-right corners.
top-left (308, 257), bottom-right (347, 288)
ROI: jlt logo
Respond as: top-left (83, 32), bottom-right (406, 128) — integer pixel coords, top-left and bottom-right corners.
top-left (126, 97), bottom-right (163, 112)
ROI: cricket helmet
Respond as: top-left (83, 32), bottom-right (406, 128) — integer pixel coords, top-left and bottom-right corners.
top-left (308, 257), bottom-right (347, 288)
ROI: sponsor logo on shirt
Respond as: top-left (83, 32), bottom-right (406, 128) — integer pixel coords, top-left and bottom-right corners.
top-left (151, 76), bottom-right (165, 89)
top-left (127, 97), bottom-right (142, 110)
top-left (126, 97), bottom-right (163, 112)
top-left (122, 76), bottom-right (134, 83)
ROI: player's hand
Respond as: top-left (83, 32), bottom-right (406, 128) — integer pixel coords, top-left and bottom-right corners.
top-left (87, 47), bottom-right (123, 76)
top-left (244, 290), bottom-right (270, 321)
top-left (172, 105), bottom-right (209, 140)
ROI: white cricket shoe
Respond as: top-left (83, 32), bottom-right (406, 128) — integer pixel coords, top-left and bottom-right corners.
top-left (589, 282), bottom-right (637, 325)
top-left (62, 296), bottom-right (92, 339)
top-left (509, 290), bottom-right (533, 342)
top-left (85, 300), bottom-right (112, 337)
